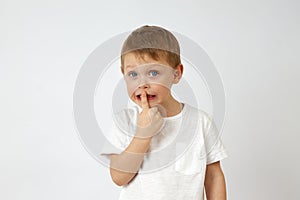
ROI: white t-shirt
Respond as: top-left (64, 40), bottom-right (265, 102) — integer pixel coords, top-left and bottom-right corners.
top-left (100, 103), bottom-right (228, 200)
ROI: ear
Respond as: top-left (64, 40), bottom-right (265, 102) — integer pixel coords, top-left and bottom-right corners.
top-left (173, 64), bottom-right (184, 84)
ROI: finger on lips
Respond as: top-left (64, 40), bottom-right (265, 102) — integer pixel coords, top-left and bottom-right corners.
top-left (141, 91), bottom-right (149, 110)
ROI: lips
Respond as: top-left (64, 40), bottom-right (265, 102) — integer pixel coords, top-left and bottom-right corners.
top-left (136, 94), bottom-right (156, 101)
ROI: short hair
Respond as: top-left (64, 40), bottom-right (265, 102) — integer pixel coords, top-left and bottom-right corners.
top-left (121, 25), bottom-right (181, 71)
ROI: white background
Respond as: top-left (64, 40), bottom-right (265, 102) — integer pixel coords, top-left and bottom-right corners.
top-left (1, 0), bottom-right (299, 199)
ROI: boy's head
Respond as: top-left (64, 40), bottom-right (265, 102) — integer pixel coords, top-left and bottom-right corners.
top-left (121, 25), bottom-right (181, 72)
top-left (120, 25), bottom-right (184, 108)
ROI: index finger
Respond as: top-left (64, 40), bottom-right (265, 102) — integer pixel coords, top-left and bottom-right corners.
top-left (141, 91), bottom-right (149, 110)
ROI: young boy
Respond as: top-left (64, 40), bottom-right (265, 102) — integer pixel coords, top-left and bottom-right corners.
top-left (100, 25), bottom-right (228, 200)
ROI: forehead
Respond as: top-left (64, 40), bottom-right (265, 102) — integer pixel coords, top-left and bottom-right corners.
top-left (123, 52), bottom-right (171, 71)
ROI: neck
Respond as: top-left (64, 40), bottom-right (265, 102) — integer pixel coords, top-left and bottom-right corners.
top-left (161, 95), bottom-right (183, 117)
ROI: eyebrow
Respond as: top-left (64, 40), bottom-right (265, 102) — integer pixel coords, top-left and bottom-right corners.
top-left (125, 63), bottom-right (170, 72)
top-left (125, 65), bottom-right (136, 70)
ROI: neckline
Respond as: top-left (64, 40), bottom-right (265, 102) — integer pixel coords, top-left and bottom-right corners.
top-left (164, 103), bottom-right (187, 120)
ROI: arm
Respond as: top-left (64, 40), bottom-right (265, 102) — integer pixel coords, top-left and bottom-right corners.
top-left (204, 161), bottom-right (227, 200)
top-left (109, 91), bottom-right (163, 186)
top-left (110, 136), bottom-right (152, 186)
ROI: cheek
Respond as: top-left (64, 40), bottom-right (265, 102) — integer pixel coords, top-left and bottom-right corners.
top-left (152, 84), bottom-right (170, 93)
top-left (127, 89), bottom-right (136, 100)
top-left (126, 84), bottom-right (138, 101)
top-left (153, 77), bottom-right (174, 91)
top-left (125, 80), bottom-right (138, 97)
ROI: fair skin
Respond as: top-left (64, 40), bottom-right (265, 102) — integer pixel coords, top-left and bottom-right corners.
top-left (205, 161), bottom-right (227, 200)
top-left (109, 52), bottom-right (227, 199)
top-left (123, 52), bottom-right (183, 116)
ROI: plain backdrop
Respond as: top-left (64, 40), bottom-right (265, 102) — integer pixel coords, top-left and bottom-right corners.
top-left (1, 0), bottom-right (299, 199)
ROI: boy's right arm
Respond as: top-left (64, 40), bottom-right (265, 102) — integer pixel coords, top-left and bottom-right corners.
top-left (109, 91), bottom-right (163, 186)
top-left (110, 136), bottom-right (152, 186)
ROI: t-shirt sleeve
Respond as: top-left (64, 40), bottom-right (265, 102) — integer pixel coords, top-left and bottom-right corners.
top-left (203, 113), bottom-right (229, 165)
top-left (98, 122), bottom-right (129, 160)
top-left (98, 107), bottom-right (138, 161)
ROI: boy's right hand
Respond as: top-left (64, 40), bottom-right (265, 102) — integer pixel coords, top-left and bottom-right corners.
top-left (136, 91), bottom-right (164, 138)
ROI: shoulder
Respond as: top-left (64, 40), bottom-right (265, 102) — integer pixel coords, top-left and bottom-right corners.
top-left (113, 106), bottom-right (139, 132)
top-left (114, 106), bottom-right (140, 120)
top-left (183, 103), bottom-right (213, 124)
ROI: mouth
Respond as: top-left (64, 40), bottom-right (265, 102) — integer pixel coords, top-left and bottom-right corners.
top-left (136, 94), bottom-right (156, 101)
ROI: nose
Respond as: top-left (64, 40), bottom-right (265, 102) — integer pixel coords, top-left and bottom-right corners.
top-left (138, 83), bottom-right (150, 89)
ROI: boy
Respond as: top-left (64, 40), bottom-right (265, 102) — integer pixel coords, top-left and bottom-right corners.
top-left (100, 25), bottom-right (228, 200)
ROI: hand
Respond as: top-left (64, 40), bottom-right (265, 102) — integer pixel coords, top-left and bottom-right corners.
top-left (135, 91), bottom-right (164, 138)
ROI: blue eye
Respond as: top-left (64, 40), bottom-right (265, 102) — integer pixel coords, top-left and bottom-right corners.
top-left (149, 71), bottom-right (159, 77)
top-left (128, 71), bottom-right (138, 78)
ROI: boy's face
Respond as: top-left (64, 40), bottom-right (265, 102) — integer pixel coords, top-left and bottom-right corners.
top-left (122, 52), bottom-right (182, 108)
